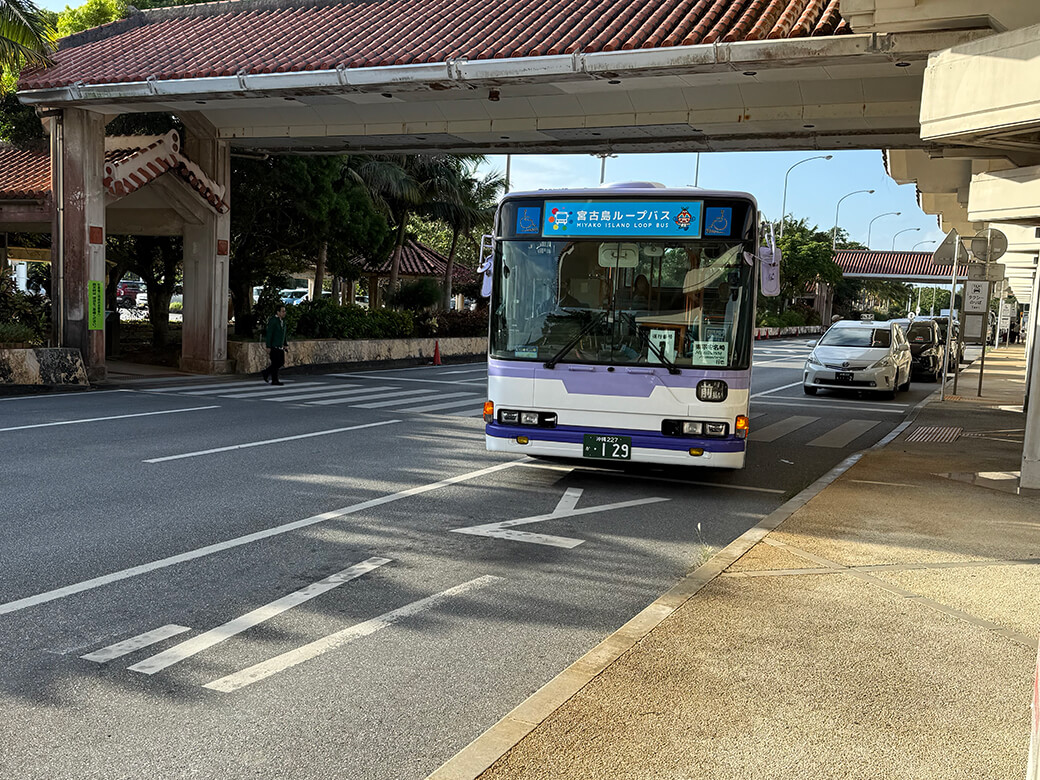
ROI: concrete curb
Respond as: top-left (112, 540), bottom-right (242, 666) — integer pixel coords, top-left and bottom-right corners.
top-left (425, 451), bottom-right (874, 780)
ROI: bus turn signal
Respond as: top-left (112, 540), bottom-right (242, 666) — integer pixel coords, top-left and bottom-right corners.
top-left (735, 415), bottom-right (749, 439)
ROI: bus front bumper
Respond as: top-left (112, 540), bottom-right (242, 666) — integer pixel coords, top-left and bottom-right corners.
top-left (485, 423), bottom-right (746, 469)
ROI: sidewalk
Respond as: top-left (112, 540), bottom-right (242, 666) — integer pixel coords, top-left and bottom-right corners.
top-left (430, 345), bottom-right (1040, 780)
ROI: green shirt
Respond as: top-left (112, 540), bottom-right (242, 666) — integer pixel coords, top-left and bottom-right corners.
top-left (265, 315), bottom-right (288, 348)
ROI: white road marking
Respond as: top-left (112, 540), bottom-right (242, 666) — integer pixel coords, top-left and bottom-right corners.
top-left (334, 362), bottom-right (484, 378)
top-left (215, 383), bottom-right (338, 399)
top-left (262, 385), bottom-right (398, 403)
top-left (451, 492), bottom-right (670, 548)
top-left (128, 558), bottom-right (390, 675)
top-left (0, 405), bottom-right (219, 433)
top-left (807, 419), bottom-right (881, 448)
top-left (330, 374), bottom-right (486, 386)
top-left (149, 381), bottom-right (267, 393)
top-left (750, 381), bottom-right (803, 398)
top-left (754, 399), bottom-right (908, 415)
top-left (182, 383), bottom-right (312, 396)
top-left (353, 392), bottom-right (479, 409)
top-left (144, 419), bottom-right (400, 463)
top-left (516, 461), bottom-right (786, 494)
top-left (203, 575), bottom-right (501, 693)
top-left (81, 624), bottom-right (191, 663)
top-left (749, 415), bottom-right (819, 443)
top-left (0, 389), bottom-right (127, 402)
top-left (0, 460), bottom-right (523, 617)
top-left (410, 398), bottom-right (486, 414)
top-left (438, 369), bottom-right (487, 375)
top-left (308, 388), bottom-right (438, 406)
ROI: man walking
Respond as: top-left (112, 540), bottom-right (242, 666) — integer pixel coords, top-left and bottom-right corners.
top-left (261, 304), bottom-right (289, 385)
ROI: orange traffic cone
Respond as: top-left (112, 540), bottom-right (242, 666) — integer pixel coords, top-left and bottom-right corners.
top-left (433, 339), bottom-right (441, 366)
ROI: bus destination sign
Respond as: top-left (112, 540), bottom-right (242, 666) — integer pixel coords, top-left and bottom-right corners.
top-left (541, 200), bottom-right (704, 239)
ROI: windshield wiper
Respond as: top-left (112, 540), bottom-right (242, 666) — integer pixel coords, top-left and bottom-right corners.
top-left (619, 312), bottom-right (681, 375)
top-left (544, 312), bottom-right (607, 369)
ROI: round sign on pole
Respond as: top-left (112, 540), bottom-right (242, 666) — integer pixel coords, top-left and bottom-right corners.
top-left (970, 228), bottom-right (1008, 262)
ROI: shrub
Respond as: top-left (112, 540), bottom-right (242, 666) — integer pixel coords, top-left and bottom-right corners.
top-left (286, 300), bottom-right (415, 340)
top-left (0, 322), bottom-right (38, 346)
top-left (169, 302), bottom-right (183, 312)
top-left (388, 278), bottom-right (441, 311)
top-left (0, 271), bottom-right (49, 344)
top-left (436, 310), bottom-right (489, 338)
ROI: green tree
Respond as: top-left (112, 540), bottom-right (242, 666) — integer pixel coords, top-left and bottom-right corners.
top-left (428, 162), bottom-right (504, 309)
top-left (1, 0), bottom-right (53, 70)
top-left (773, 217), bottom-right (842, 310)
top-left (56, 0), bottom-right (123, 35)
top-left (107, 234), bottom-right (181, 347)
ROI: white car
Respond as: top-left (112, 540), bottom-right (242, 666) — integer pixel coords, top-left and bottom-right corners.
top-left (803, 320), bottom-right (913, 399)
top-left (280, 288), bottom-right (309, 305)
top-left (136, 289), bottom-right (183, 309)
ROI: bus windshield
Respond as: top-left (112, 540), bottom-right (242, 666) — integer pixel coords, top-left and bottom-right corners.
top-left (490, 238), bottom-right (755, 369)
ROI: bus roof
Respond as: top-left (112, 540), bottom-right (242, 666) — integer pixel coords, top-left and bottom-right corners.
top-left (501, 183), bottom-right (757, 207)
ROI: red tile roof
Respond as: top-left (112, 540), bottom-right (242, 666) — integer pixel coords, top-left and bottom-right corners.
top-left (364, 238), bottom-right (476, 282)
top-left (20, 0), bottom-right (851, 91)
top-left (834, 250), bottom-right (968, 280)
top-left (0, 146), bottom-right (51, 199)
top-left (104, 131), bottom-right (228, 212)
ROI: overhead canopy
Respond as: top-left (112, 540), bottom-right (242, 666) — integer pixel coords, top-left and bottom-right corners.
top-left (833, 250), bottom-right (968, 283)
top-left (363, 238), bottom-right (476, 283)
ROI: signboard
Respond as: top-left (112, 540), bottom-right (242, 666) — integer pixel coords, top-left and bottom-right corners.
top-left (967, 262), bottom-right (1004, 282)
top-left (5, 247), bottom-right (51, 263)
top-left (542, 201), bottom-right (704, 238)
top-left (647, 329), bottom-right (677, 364)
top-left (962, 313), bottom-right (986, 342)
top-left (88, 280), bottom-right (104, 330)
top-left (932, 228), bottom-right (967, 266)
top-left (964, 280), bottom-right (990, 314)
top-left (998, 300), bottom-right (1013, 330)
top-left (970, 228), bottom-right (1008, 262)
top-left (689, 340), bottom-right (729, 367)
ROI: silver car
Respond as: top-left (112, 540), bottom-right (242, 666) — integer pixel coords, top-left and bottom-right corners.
top-left (803, 320), bottom-right (913, 399)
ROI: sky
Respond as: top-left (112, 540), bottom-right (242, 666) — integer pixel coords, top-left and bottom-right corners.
top-left (480, 150), bottom-right (944, 253)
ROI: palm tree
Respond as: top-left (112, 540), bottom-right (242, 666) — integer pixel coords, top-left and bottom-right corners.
top-left (1, 0), bottom-right (54, 70)
top-left (430, 163), bottom-right (505, 309)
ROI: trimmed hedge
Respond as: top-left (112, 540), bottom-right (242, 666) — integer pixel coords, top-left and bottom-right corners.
top-left (283, 299), bottom-right (488, 341)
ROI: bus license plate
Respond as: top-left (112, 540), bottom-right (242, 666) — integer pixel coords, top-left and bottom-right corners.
top-left (583, 434), bottom-right (631, 460)
top-left (835, 371), bottom-right (854, 382)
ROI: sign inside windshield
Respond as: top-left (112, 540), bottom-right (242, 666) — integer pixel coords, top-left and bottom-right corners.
top-left (542, 201), bottom-right (703, 238)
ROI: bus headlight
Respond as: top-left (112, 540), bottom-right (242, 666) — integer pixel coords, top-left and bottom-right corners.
top-left (520, 411), bottom-right (540, 425)
top-left (696, 380), bottom-right (728, 402)
top-left (681, 421), bottom-right (703, 435)
top-left (704, 422), bottom-right (727, 436)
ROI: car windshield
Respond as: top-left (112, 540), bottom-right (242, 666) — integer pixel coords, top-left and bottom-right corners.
top-left (820, 328), bottom-right (891, 348)
top-left (490, 238), bottom-right (755, 369)
top-left (904, 322), bottom-right (934, 343)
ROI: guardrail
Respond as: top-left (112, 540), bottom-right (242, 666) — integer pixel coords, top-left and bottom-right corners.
top-left (753, 326), bottom-right (823, 340)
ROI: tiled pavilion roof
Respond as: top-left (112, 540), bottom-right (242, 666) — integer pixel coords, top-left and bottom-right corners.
top-left (20, 0), bottom-right (850, 91)
top-left (0, 134), bottom-right (227, 212)
top-left (0, 146), bottom-right (51, 199)
top-left (364, 238), bottom-right (476, 282)
top-left (834, 250), bottom-right (969, 281)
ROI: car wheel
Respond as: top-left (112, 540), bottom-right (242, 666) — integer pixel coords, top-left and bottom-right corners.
top-left (899, 370), bottom-right (911, 392)
top-left (884, 388), bottom-right (897, 400)
top-left (803, 385), bottom-right (818, 396)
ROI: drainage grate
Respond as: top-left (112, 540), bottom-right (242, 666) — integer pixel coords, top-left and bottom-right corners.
top-left (905, 426), bottom-right (963, 443)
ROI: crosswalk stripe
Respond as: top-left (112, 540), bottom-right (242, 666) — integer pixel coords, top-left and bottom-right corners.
top-left (82, 624), bottom-right (191, 663)
top-left (265, 386), bottom-right (398, 403)
top-left (448, 407), bottom-right (486, 418)
top-left (749, 415), bottom-right (819, 443)
top-left (182, 382), bottom-right (309, 396)
top-left (149, 381), bottom-right (256, 393)
top-left (407, 396), bottom-right (484, 414)
top-left (438, 369), bottom-right (487, 375)
top-left (353, 391), bottom-right (478, 409)
top-left (218, 383), bottom-right (337, 399)
top-left (309, 388), bottom-right (437, 406)
top-left (807, 419), bottom-right (881, 448)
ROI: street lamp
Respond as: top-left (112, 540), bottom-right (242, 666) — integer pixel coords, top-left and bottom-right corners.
top-left (592, 153), bottom-right (618, 185)
top-left (912, 239), bottom-right (937, 252)
top-left (866, 211), bottom-right (900, 249)
top-left (779, 154), bottom-right (833, 241)
top-left (831, 189), bottom-right (874, 250)
top-left (891, 227), bottom-right (921, 250)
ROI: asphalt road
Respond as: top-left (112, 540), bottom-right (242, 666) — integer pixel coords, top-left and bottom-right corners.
top-left (0, 340), bottom-right (938, 779)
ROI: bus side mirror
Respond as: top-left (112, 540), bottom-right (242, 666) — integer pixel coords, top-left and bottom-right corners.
top-left (478, 234), bottom-right (494, 298)
top-left (759, 245), bottom-right (781, 297)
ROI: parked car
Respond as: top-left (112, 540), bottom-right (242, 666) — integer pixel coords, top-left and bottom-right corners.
top-left (116, 279), bottom-right (145, 308)
top-left (918, 316), bottom-right (964, 368)
top-left (135, 287), bottom-right (183, 310)
top-left (889, 318), bottom-right (946, 382)
top-left (803, 320), bottom-right (913, 399)
top-left (279, 288), bottom-right (309, 305)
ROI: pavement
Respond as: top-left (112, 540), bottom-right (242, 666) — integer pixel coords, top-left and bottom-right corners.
top-left (429, 344), bottom-right (1040, 780)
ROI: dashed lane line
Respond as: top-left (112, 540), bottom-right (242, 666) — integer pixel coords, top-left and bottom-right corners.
top-left (203, 575), bottom-right (502, 693)
top-left (82, 625), bottom-right (191, 663)
top-left (143, 419), bottom-right (401, 463)
top-left (0, 459), bottom-right (524, 618)
top-left (0, 405), bottom-right (220, 433)
top-left (128, 557), bottom-right (391, 675)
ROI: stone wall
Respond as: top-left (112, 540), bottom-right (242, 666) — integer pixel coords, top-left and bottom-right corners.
top-left (0, 348), bottom-right (89, 386)
top-left (228, 336), bottom-right (487, 374)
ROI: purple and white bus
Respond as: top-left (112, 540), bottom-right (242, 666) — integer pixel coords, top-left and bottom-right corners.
top-left (483, 183), bottom-right (779, 469)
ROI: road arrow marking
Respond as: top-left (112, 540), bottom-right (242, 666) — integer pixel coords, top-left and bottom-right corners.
top-left (450, 488), bottom-right (670, 548)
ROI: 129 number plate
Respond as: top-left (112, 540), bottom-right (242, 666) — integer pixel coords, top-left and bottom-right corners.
top-left (583, 434), bottom-right (632, 460)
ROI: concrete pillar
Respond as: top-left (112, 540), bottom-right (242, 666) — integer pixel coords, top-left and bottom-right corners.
top-left (1022, 267), bottom-right (1040, 489)
top-left (179, 116), bottom-right (231, 374)
top-left (52, 108), bottom-right (107, 380)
